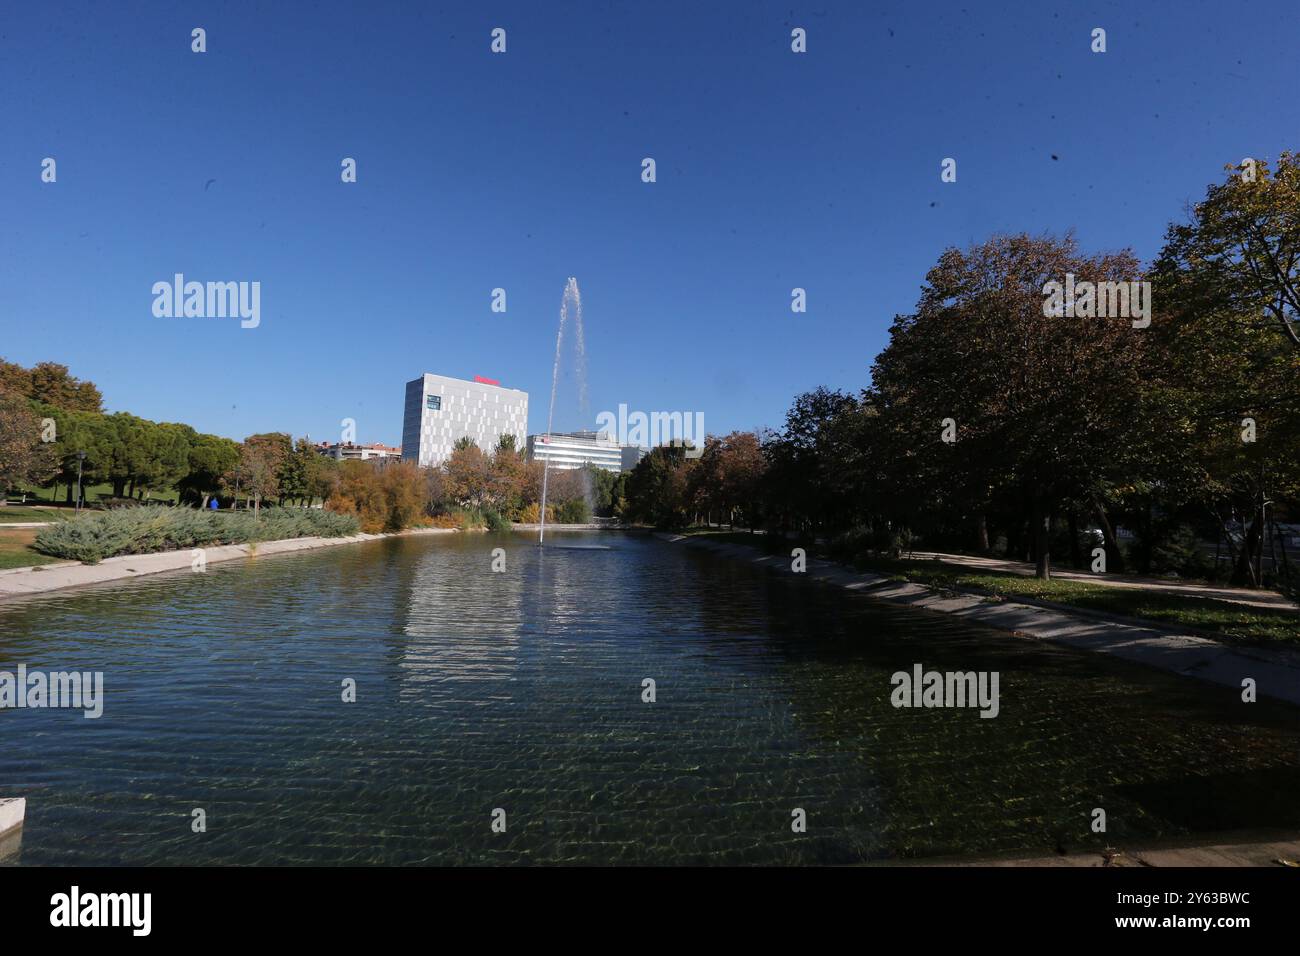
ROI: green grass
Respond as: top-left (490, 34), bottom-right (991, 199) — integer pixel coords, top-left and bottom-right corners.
top-left (863, 557), bottom-right (1299, 646)
top-left (686, 531), bottom-right (1300, 646)
top-left (14, 482), bottom-right (180, 505)
top-left (0, 529), bottom-right (67, 569)
top-left (0, 505), bottom-right (71, 523)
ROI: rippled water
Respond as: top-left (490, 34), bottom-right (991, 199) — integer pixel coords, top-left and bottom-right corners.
top-left (1, 531), bottom-right (1298, 865)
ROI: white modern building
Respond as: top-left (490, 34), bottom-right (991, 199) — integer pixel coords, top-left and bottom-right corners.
top-left (621, 445), bottom-right (648, 472)
top-left (401, 373), bottom-right (529, 467)
top-left (315, 441), bottom-right (402, 463)
top-left (526, 431), bottom-right (627, 473)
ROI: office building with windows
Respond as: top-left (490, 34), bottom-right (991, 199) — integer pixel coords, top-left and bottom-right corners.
top-left (315, 441), bottom-right (402, 463)
top-left (526, 431), bottom-right (627, 473)
top-left (620, 445), bottom-right (648, 472)
top-left (401, 373), bottom-right (529, 467)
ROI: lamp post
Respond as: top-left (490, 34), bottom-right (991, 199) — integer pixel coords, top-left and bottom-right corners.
top-left (75, 451), bottom-right (86, 512)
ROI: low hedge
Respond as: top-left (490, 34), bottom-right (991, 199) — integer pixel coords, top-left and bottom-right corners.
top-left (33, 506), bottom-right (360, 564)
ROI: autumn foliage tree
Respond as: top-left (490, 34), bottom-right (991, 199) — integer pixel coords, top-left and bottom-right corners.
top-left (0, 392), bottom-right (59, 504)
top-left (870, 233), bottom-right (1166, 578)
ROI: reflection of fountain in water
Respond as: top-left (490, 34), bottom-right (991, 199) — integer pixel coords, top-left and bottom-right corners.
top-left (539, 276), bottom-right (588, 543)
top-left (398, 544), bottom-right (523, 689)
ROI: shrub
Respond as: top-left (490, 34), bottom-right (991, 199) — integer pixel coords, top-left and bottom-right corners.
top-left (517, 503), bottom-right (556, 524)
top-left (1150, 523), bottom-right (1216, 579)
top-left (555, 498), bottom-right (591, 524)
top-left (326, 461), bottom-right (424, 533)
top-left (34, 506), bottom-right (359, 564)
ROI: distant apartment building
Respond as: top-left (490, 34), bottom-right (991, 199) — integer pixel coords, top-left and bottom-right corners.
top-left (526, 431), bottom-right (647, 473)
top-left (402, 373), bottom-right (529, 467)
top-left (620, 445), bottom-right (648, 472)
top-left (315, 441), bottom-right (402, 463)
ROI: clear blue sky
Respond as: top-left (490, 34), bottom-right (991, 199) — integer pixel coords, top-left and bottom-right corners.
top-left (2, 1), bottom-right (1296, 446)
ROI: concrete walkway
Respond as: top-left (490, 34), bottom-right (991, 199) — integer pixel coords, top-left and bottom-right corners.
top-left (0, 798), bottom-right (23, 838)
top-left (908, 550), bottom-right (1299, 611)
top-left (666, 534), bottom-right (1300, 707)
top-left (0, 528), bottom-right (459, 602)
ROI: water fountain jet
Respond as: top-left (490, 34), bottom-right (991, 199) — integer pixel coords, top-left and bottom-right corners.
top-left (538, 277), bottom-right (587, 544)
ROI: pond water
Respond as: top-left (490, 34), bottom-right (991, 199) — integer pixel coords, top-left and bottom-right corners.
top-left (2, 531), bottom-right (1297, 865)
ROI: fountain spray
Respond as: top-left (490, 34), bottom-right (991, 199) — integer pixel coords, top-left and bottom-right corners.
top-left (539, 277), bottom-right (586, 544)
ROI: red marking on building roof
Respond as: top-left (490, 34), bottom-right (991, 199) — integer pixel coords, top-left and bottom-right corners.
top-left (473, 375), bottom-right (501, 386)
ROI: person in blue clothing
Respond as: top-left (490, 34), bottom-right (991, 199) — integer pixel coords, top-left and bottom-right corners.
top-left (209, 496), bottom-right (219, 510)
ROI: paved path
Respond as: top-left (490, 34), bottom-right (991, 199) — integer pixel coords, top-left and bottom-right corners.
top-left (666, 535), bottom-right (1300, 706)
top-left (908, 550), bottom-right (1298, 611)
top-left (0, 798), bottom-right (23, 838)
top-left (0, 528), bottom-right (459, 601)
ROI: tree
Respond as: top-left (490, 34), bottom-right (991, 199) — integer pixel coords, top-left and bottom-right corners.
top-left (234, 436), bottom-right (287, 515)
top-left (443, 440), bottom-right (494, 510)
top-left (178, 434), bottom-right (241, 508)
top-left (39, 405), bottom-right (119, 505)
top-left (0, 358), bottom-right (103, 412)
top-left (0, 394), bottom-right (59, 503)
top-left (325, 460), bottom-right (423, 532)
top-left (1151, 199), bottom-right (1300, 587)
top-left (1157, 153), bottom-right (1300, 350)
top-left (761, 388), bottom-right (861, 535)
top-left (870, 233), bottom-right (1164, 578)
top-left (490, 435), bottom-right (529, 518)
top-left (27, 362), bottom-right (104, 412)
top-left (587, 464), bottom-right (624, 517)
top-left (714, 431), bottom-right (766, 529)
top-left (277, 438), bottom-right (326, 506)
top-left (0, 359), bottom-right (32, 397)
top-left (623, 444), bottom-right (695, 529)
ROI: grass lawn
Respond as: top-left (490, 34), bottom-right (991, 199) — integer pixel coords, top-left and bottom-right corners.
top-left (0, 505), bottom-right (73, 524)
top-left (0, 528), bottom-right (67, 570)
top-left (14, 482), bottom-right (180, 506)
top-left (856, 556), bottom-right (1299, 646)
top-left (686, 530), bottom-right (1300, 646)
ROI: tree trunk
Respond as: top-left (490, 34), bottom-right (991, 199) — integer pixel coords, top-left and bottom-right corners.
top-left (1137, 500), bottom-right (1154, 575)
top-left (1005, 519), bottom-right (1024, 560)
top-left (1276, 522), bottom-right (1293, 584)
top-left (976, 514), bottom-right (989, 553)
top-left (1230, 514), bottom-right (1262, 587)
top-left (1092, 498), bottom-right (1126, 574)
top-left (1033, 501), bottom-right (1051, 580)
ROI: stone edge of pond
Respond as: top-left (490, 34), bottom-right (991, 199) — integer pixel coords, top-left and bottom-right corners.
top-left (0, 527), bottom-right (463, 602)
top-left (660, 533), bottom-right (1300, 708)
top-left (0, 798), bottom-right (23, 839)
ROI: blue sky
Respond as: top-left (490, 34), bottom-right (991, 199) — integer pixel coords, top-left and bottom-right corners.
top-left (1, 1), bottom-right (1296, 446)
